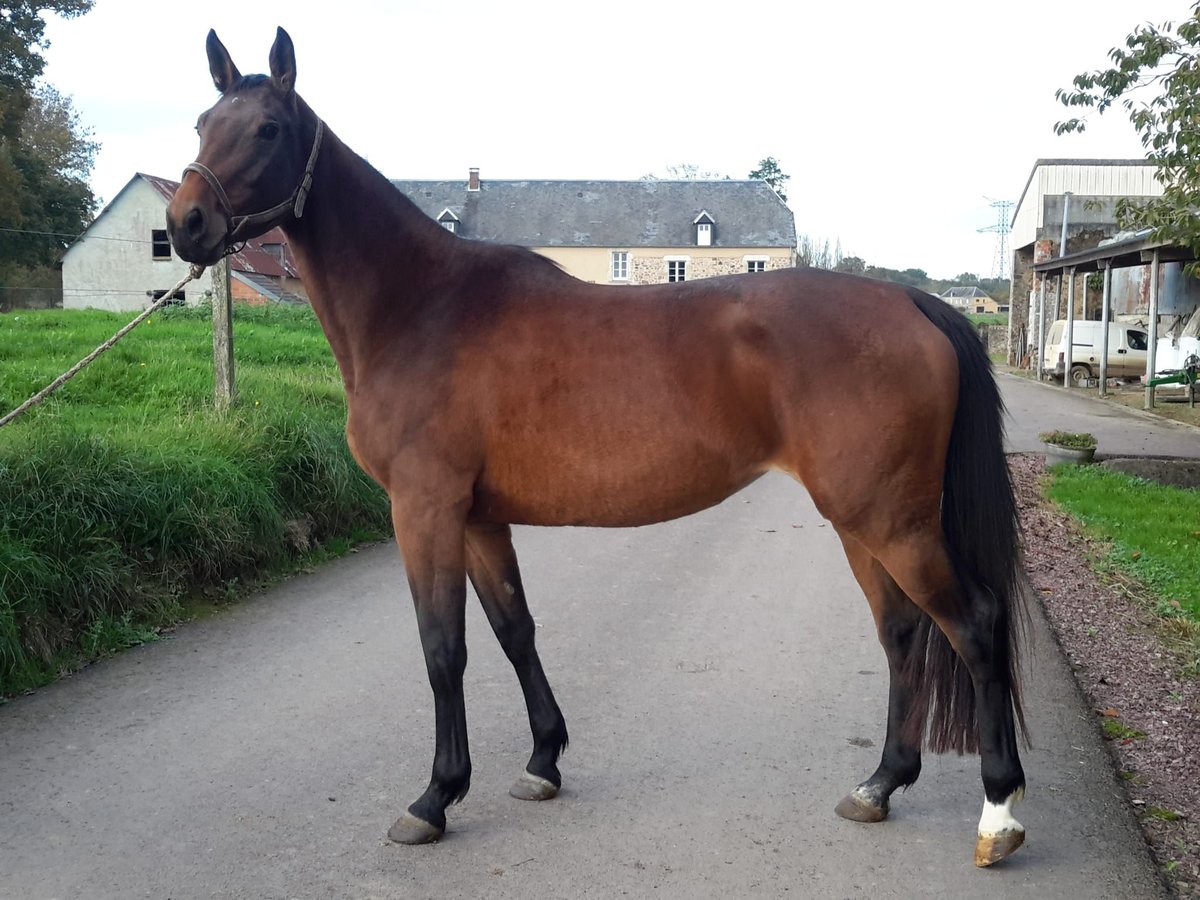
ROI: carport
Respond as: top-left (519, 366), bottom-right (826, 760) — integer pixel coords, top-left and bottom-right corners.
top-left (1031, 230), bottom-right (1196, 408)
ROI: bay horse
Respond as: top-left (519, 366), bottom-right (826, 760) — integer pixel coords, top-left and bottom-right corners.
top-left (166, 28), bottom-right (1030, 867)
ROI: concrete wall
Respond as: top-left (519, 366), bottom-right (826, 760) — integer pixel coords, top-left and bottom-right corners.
top-left (61, 179), bottom-right (204, 311)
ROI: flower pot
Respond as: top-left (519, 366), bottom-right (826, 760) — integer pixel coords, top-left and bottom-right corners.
top-left (1042, 442), bottom-right (1096, 465)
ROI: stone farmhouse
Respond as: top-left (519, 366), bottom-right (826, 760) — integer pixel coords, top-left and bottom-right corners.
top-left (392, 169), bottom-right (797, 284)
top-left (60, 173), bottom-right (305, 311)
top-left (61, 169), bottom-right (796, 311)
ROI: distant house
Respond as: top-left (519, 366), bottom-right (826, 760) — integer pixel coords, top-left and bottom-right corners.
top-left (939, 286), bottom-right (1008, 315)
top-left (60, 173), bottom-right (306, 311)
top-left (391, 168), bottom-right (797, 284)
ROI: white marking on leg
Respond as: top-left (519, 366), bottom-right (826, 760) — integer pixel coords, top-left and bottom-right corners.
top-left (977, 788), bottom-right (1025, 836)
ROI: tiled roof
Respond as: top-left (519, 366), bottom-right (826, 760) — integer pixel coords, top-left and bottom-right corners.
top-left (391, 176), bottom-right (796, 249)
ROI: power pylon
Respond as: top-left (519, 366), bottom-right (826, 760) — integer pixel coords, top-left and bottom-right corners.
top-left (978, 199), bottom-right (1014, 280)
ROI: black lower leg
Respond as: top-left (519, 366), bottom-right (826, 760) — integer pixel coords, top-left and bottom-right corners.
top-left (467, 525), bottom-right (568, 787)
top-left (407, 627), bottom-right (472, 830)
top-left (849, 613), bottom-right (924, 813)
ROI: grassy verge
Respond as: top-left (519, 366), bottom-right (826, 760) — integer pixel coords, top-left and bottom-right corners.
top-left (0, 304), bottom-right (390, 697)
top-left (1044, 465), bottom-right (1200, 626)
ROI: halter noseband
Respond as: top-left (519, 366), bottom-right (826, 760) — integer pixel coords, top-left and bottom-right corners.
top-left (183, 118), bottom-right (325, 247)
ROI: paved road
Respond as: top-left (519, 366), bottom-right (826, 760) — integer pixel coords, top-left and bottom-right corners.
top-left (0, 440), bottom-right (1171, 899)
top-left (1000, 373), bottom-right (1200, 457)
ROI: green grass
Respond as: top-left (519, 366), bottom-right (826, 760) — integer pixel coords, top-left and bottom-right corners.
top-left (1045, 466), bottom-right (1200, 622)
top-left (1101, 717), bottom-right (1147, 741)
top-left (967, 313), bottom-right (1009, 327)
top-left (0, 303), bottom-right (390, 696)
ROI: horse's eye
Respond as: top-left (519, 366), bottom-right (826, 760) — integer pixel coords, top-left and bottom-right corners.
top-left (258, 123), bottom-right (280, 141)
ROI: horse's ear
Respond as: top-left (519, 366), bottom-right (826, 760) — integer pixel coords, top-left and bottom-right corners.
top-left (269, 27), bottom-right (296, 95)
top-left (206, 29), bottom-right (241, 94)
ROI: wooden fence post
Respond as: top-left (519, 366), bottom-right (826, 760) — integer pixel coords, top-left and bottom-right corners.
top-left (212, 258), bottom-right (236, 411)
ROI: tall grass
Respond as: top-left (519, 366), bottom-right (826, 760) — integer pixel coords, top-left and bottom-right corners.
top-left (0, 304), bottom-right (390, 695)
top-left (1045, 466), bottom-right (1200, 621)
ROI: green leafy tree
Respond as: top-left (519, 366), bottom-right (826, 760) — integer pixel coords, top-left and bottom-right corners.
top-left (1054, 5), bottom-right (1200, 253)
top-left (1, 2), bottom-right (97, 285)
top-left (834, 255), bottom-right (867, 276)
top-left (749, 156), bottom-right (789, 202)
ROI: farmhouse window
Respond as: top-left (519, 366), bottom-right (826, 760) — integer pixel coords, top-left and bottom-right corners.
top-left (151, 229), bottom-right (171, 260)
top-left (441, 220), bottom-right (457, 233)
top-left (696, 223), bottom-right (712, 246)
top-left (746, 259), bottom-right (766, 273)
top-left (667, 259), bottom-right (687, 283)
top-left (611, 251), bottom-right (629, 281)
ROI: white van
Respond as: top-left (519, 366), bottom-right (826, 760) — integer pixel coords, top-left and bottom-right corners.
top-left (1041, 320), bottom-right (1149, 386)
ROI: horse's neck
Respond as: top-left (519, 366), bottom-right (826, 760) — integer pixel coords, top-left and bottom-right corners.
top-left (283, 121), bottom-right (450, 394)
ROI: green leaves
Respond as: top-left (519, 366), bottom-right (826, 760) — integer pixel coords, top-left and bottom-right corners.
top-left (1054, 5), bottom-right (1200, 261)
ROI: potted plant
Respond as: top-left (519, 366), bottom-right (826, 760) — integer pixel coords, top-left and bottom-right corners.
top-left (1039, 430), bottom-right (1097, 465)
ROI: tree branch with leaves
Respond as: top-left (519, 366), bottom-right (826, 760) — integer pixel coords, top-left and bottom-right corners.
top-left (1055, 4), bottom-right (1200, 254)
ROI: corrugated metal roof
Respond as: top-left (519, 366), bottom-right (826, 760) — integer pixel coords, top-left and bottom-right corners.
top-left (390, 177), bottom-right (796, 249)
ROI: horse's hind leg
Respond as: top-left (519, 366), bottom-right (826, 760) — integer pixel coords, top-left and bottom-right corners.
top-left (466, 522), bottom-right (569, 801)
top-left (874, 531), bottom-right (1027, 867)
top-left (834, 531), bottom-right (925, 823)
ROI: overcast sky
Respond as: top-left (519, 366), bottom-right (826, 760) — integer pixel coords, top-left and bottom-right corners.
top-left (42, 0), bottom-right (1187, 280)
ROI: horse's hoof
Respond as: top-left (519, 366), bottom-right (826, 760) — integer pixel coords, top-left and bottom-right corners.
top-left (387, 812), bottom-right (443, 845)
top-left (974, 828), bottom-right (1025, 867)
top-left (835, 791), bottom-right (888, 823)
top-left (509, 770), bottom-right (559, 802)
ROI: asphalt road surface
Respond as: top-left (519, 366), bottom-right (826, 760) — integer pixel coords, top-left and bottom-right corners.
top-left (1, 451), bottom-right (1169, 899)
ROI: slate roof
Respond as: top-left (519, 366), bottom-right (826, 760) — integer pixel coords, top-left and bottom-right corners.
top-left (390, 177), bottom-right (796, 249)
top-left (940, 286), bottom-right (992, 300)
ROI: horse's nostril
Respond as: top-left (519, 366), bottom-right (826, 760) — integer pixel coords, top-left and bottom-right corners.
top-left (185, 207), bottom-right (205, 239)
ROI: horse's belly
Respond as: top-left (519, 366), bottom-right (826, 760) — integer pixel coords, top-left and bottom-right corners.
top-left (469, 444), bottom-right (765, 527)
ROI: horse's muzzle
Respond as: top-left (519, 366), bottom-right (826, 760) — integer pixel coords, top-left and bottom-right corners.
top-left (165, 179), bottom-right (230, 266)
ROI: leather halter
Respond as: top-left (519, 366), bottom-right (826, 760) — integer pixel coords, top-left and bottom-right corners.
top-left (183, 118), bottom-right (325, 247)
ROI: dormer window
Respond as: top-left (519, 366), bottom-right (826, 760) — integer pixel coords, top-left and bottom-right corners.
top-left (693, 210), bottom-right (715, 247)
top-left (437, 208), bottom-right (460, 234)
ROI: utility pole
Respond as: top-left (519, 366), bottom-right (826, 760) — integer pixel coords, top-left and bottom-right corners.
top-left (977, 199), bottom-right (1014, 280)
top-left (211, 258), bottom-right (236, 411)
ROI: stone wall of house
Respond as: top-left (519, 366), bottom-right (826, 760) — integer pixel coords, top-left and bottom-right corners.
top-left (629, 252), bottom-right (791, 285)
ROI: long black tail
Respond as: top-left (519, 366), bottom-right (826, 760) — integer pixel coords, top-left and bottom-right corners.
top-left (904, 289), bottom-right (1029, 754)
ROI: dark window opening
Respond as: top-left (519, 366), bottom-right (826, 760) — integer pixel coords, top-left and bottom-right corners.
top-left (153, 289), bottom-right (186, 306)
top-left (151, 229), bottom-right (171, 260)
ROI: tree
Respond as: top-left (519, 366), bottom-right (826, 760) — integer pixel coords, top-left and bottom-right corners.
top-left (835, 256), bottom-right (867, 276)
top-left (1, 3), bottom-right (98, 283)
top-left (0, 85), bottom-right (96, 280)
top-left (749, 156), bottom-right (789, 202)
top-left (1054, 5), bottom-right (1200, 255)
top-left (1, 1), bottom-right (93, 139)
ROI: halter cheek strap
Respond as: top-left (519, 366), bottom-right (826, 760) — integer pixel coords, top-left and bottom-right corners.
top-left (183, 118), bottom-right (325, 247)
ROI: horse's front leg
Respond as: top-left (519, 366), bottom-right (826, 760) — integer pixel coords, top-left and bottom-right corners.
top-left (465, 522), bottom-right (568, 801)
top-left (387, 498), bottom-right (472, 845)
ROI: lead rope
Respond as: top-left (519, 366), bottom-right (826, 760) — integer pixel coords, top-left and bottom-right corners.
top-left (0, 264), bottom-right (206, 429)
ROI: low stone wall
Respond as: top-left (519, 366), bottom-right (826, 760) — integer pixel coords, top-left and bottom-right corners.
top-left (978, 323), bottom-right (1010, 357)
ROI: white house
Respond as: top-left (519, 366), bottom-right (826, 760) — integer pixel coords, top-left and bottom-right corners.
top-left (61, 174), bottom-right (304, 311)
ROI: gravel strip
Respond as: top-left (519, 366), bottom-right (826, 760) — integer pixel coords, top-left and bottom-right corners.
top-left (1012, 453), bottom-right (1200, 896)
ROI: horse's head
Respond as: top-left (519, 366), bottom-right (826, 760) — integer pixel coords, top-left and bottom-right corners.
top-left (167, 28), bottom-right (321, 266)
